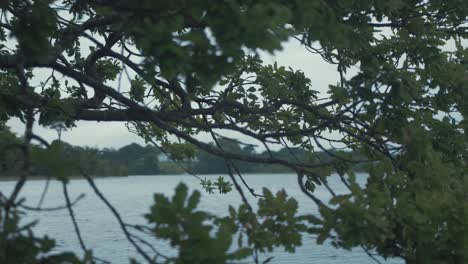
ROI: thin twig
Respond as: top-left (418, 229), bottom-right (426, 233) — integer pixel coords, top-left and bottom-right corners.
top-left (129, 233), bottom-right (171, 262)
top-left (36, 176), bottom-right (51, 209)
top-left (63, 183), bottom-right (88, 253)
top-left (20, 193), bottom-right (86, 212)
top-left (5, 107), bottom-right (34, 220)
top-left (226, 163), bottom-right (252, 211)
top-left (232, 166), bottom-right (263, 198)
top-left (82, 169), bottom-right (162, 263)
top-left (363, 247), bottom-right (384, 264)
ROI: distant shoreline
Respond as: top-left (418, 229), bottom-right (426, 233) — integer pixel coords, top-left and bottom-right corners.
top-left (0, 172), bottom-right (300, 182)
top-left (0, 175), bottom-right (129, 182)
top-left (2, 171), bottom-right (365, 182)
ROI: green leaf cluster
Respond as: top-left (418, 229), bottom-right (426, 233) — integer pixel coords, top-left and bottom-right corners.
top-left (146, 183), bottom-right (314, 263)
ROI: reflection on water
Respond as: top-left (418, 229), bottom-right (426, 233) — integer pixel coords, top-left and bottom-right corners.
top-left (0, 173), bottom-right (403, 264)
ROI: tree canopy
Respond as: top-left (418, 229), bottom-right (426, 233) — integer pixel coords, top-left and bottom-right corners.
top-left (0, 1), bottom-right (467, 264)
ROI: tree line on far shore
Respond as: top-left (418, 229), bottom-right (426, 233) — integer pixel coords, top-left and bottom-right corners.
top-left (0, 126), bottom-right (365, 177)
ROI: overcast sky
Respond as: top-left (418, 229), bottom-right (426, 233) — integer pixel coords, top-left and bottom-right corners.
top-left (7, 38), bottom-right (339, 150)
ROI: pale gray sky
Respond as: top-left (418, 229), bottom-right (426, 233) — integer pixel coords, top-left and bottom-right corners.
top-left (7, 38), bottom-right (340, 150)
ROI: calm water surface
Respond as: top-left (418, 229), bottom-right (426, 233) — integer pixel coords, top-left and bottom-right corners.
top-left (0, 173), bottom-right (403, 264)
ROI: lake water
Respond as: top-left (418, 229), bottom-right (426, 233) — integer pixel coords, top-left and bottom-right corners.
top-left (0, 173), bottom-right (403, 264)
